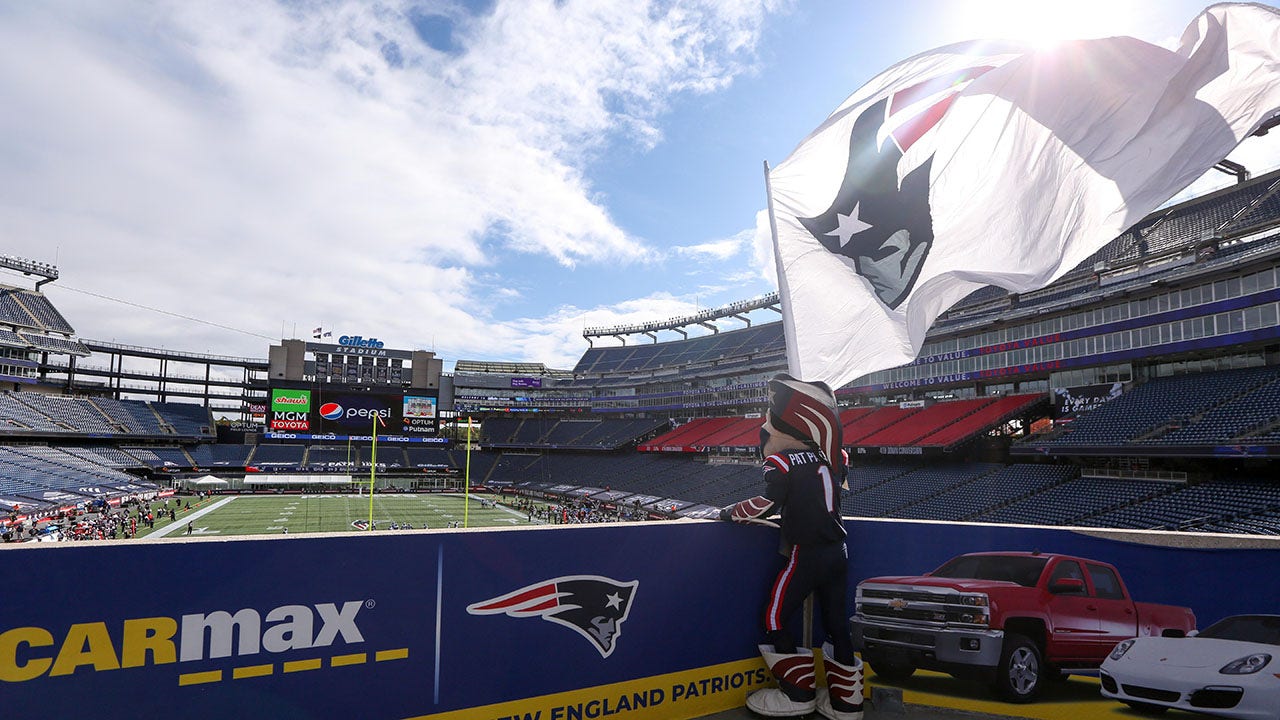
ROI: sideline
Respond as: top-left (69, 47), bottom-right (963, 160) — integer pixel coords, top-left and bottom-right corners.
top-left (481, 495), bottom-right (544, 524)
top-left (145, 497), bottom-right (237, 538)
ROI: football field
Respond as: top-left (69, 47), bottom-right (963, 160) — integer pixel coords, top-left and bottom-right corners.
top-left (145, 493), bottom-right (536, 538)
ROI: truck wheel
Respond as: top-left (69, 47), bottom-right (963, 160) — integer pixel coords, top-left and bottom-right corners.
top-left (994, 634), bottom-right (1043, 703)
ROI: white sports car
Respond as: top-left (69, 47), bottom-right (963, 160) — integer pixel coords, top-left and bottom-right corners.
top-left (1100, 614), bottom-right (1280, 719)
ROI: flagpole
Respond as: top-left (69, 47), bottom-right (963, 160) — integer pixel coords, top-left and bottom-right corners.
top-left (368, 414), bottom-right (377, 531)
top-left (763, 160), bottom-right (802, 377)
top-left (463, 417), bottom-right (473, 528)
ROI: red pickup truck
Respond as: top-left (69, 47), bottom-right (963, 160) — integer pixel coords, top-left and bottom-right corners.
top-left (852, 551), bottom-right (1196, 702)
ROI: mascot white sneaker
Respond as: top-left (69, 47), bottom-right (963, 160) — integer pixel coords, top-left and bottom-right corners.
top-left (747, 645), bottom-right (817, 717)
top-left (815, 642), bottom-right (864, 720)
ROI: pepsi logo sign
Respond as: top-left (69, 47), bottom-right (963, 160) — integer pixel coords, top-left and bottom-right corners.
top-left (320, 403), bottom-right (345, 420)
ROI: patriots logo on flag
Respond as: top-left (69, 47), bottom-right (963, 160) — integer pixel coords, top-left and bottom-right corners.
top-left (466, 575), bottom-right (638, 658)
top-left (799, 67), bottom-right (992, 309)
top-left (769, 4), bottom-right (1280, 392)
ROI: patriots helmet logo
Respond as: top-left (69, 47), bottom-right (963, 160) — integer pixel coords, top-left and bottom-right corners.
top-left (800, 66), bottom-right (993, 309)
top-left (467, 575), bottom-right (638, 658)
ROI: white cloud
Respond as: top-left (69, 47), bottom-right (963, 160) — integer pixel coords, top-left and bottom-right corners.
top-left (673, 233), bottom-right (747, 261)
top-left (0, 0), bottom-right (779, 361)
top-left (749, 208), bottom-right (778, 287)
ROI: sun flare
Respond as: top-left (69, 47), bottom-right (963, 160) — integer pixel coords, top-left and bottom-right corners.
top-left (952, 0), bottom-right (1143, 48)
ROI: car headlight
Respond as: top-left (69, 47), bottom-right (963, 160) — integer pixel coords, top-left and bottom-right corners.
top-left (958, 594), bottom-right (989, 607)
top-left (1220, 653), bottom-right (1271, 675)
top-left (1109, 639), bottom-right (1135, 661)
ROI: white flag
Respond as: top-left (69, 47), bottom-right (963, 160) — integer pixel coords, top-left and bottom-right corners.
top-left (768, 3), bottom-right (1280, 390)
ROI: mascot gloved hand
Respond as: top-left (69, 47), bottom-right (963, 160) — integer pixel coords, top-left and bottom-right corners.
top-left (720, 496), bottom-right (780, 528)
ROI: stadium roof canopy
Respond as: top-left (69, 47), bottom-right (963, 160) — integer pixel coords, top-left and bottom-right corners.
top-left (453, 359), bottom-right (572, 376)
top-left (583, 293), bottom-right (782, 343)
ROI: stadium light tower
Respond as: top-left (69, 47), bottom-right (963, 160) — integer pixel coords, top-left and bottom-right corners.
top-left (0, 254), bottom-right (59, 289)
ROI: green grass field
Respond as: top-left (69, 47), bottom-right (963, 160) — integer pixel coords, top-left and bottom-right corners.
top-left (146, 494), bottom-right (535, 538)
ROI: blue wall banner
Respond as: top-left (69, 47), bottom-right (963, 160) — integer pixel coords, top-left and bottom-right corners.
top-left (3, 518), bottom-right (1278, 719)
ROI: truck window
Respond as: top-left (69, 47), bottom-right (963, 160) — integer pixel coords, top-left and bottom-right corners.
top-left (1048, 560), bottom-right (1087, 595)
top-left (1086, 564), bottom-right (1125, 600)
top-left (931, 555), bottom-right (1048, 587)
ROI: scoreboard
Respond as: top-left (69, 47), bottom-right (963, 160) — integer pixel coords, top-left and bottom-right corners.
top-left (265, 386), bottom-right (442, 443)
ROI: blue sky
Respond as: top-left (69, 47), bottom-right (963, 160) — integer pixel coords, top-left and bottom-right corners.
top-left (2, 0), bottom-right (1276, 370)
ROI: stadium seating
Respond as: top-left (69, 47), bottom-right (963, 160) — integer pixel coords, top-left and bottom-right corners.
top-left (1028, 366), bottom-right (1280, 448)
top-left (0, 445), bottom-right (159, 513)
top-left (91, 397), bottom-right (168, 435)
top-left (571, 324), bottom-right (785, 376)
top-left (846, 462), bottom-right (1002, 517)
top-left (187, 444), bottom-right (254, 468)
top-left (971, 476), bottom-right (1173, 526)
top-left (843, 406), bottom-right (922, 443)
top-left (11, 290), bottom-right (76, 334)
top-left (1078, 479), bottom-right (1280, 530)
top-left (0, 391), bottom-right (213, 438)
top-left (917, 394), bottom-right (1045, 447)
top-left (152, 402), bottom-right (214, 437)
top-left (405, 447), bottom-right (454, 469)
top-left (354, 446), bottom-right (408, 469)
top-left (890, 464), bottom-right (1078, 521)
top-left (1142, 372), bottom-right (1280, 444)
top-left (480, 417), bottom-right (663, 450)
top-left (248, 445), bottom-right (306, 470)
top-left (856, 399), bottom-right (993, 446)
top-left (11, 392), bottom-right (117, 434)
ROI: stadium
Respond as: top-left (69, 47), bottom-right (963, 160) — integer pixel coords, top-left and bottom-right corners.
top-left (4, 166), bottom-right (1280, 534)
top-left (8, 6), bottom-right (1280, 719)
top-left (6, 159), bottom-right (1280, 720)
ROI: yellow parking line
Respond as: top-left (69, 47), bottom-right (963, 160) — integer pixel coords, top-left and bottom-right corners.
top-left (283, 658), bottom-right (323, 673)
top-left (233, 663), bottom-right (274, 679)
top-left (178, 670), bottom-right (223, 686)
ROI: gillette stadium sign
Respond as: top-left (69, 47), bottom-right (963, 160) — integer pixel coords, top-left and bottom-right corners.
top-left (338, 335), bottom-right (383, 349)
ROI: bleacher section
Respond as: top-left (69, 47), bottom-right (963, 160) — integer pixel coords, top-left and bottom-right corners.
top-left (406, 447), bottom-right (454, 469)
top-left (847, 462), bottom-right (1002, 516)
top-left (639, 395), bottom-right (1044, 453)
top-left (0, 445), bottom-right (159, 514)
top-left (1077, 479), bottom-right (1280, 531)
top-left (503, 453), bottom-right (1280, 536)
top-left (1022, 366), bottom-right (1280, 451)
top-left (481, 417), bottom-right (666, 450)
top-left (187, 444), bottom-right (254, 468)
top-left (891, 464), bottom-right (1079, 521)
top-left (247, 445), bottom-right (306, 470)
top-left (0, 392), bottom-right (214, 438)
top-left (572, 323), bottom-right (785, 376)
